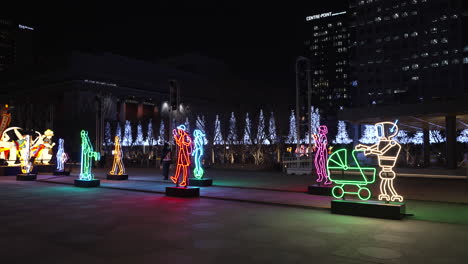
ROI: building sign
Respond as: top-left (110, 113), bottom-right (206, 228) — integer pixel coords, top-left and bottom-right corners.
top-left (306, 11), bottom-right (346, 21)
top-left (18, 24), bottom-right (34, 31)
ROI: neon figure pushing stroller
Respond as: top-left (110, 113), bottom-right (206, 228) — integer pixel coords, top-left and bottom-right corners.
top-left (327, 149), bottom-right (377, 200)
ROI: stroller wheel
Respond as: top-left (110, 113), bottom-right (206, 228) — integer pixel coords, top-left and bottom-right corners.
top-left (332, 185), bottom-right (345, 199)
top-left (358, 187), bottom-right (371, 200)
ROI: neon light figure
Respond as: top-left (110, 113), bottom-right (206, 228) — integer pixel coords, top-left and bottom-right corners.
top-left (192, 129), bottom-right (205, 179)
top-left (109, 136), bottom-right (125, 175)
top-left (170, 125), bottom-right (192, 187)
top-left (56, 138), bottom-right (68, 172)
top-left (327, 149), bottom-right (376, 200)
top-left (355, 121), bottom-right (403, 202)
top-left (313, 125), bottom-right (331, 185)
top-left (20, 135), bottom-right (33, 174)
top-left (79, 130), bottom-right (100, 181)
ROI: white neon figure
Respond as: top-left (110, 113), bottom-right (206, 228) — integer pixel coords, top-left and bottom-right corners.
top-left (20, 135), bottom-right (33, 174)
top-left (109, 136), bottom-right (125, 175)
top-left (355, 121), bottom-right (403, 202)
top-left (56, 138), bottom-right (68, 172)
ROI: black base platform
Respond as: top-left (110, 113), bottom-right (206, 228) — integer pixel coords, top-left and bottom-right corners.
top-left (106, 174), bottom-right (128, 180)
top-left (74, 179), bottom-right (100, 188)
top-left (16, 173), bottom-right (37, 181)
top-left (165, 186), bottom-right (200, 197)
top-left (53, 170), bottom-right (70, 176)
top-left (307, 184), bottom-right (333, 196)
top-left (189, 178), bottom-right (213, 186)
top-left (331, 199), bottom-right (406, 220)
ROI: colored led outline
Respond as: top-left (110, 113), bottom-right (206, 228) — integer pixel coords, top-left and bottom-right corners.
top-left (20, 135), bottom-right (33, 174)
top-left (109, 136), bottom-right (125, 175)
top-left (79, 130), bottom-right (100, 181)
top-left (56, 138), bottom-right (68, 172)
top-left (170, 125), bottom-right (192, 187)
top-left (192, 129), bottom-right (205, 179)
top-left (355, 121), bottom-right (403, 202)
top-left (313, 125), bottom-right (331, 185)
top-left (327, 149), bottom-right (376, 200)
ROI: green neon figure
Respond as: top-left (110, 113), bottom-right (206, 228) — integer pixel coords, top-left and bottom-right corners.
top-left (80, 130), bottom-right (100, 181)
top-left (192, 129), bottom-right (205, 179)
top-left (327, 149), bottom-right (376, 200)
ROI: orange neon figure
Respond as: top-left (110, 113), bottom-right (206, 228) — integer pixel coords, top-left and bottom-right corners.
top-left (355, 121), bottom-right (403, 202)
top-left (109, 136), bottom-right (125, 175)
top-left (170, 125), bottom-right (193, 187)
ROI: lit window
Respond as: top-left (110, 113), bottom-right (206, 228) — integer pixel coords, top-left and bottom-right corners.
top-left (443, 50), bottom-right (449, 55)
top-left (464, 57), bottom-right (468, 64)
top-left (441, 38), bottom-right (448, 43)
top-left (411, 32), bottom-right (418, 37)
top-left (402, 12), bottom-right (408, 17)
top-left (403, 33), bottom-right (409, 38)
top-left (411, 76), bottom-right (419, 81)
top-left (452, 59), bottom-right (460, 64)
top-left (431, 63), bottom-right (439, 67)
top-left (440, 15), bottom-right (447, 21)
top-left (452, 14), bottom-right (458, 19)
top-left (431, 39), bottom-right (438, 44)
top-left (393, 13), bottom-right (399, 19)
top-left (375, 17), bottom-right (382, 22)
top-left (402, 66), bottom-right (410, 71)
top-left (411, 11), bottom-right (418, 15)
top-left (412, 64), bottom-right (419, 69)
top-left (441, 60), bottom-right (449, 66)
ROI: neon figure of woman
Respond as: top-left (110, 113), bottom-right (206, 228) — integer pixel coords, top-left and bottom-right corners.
top-left (170, 125), bottom-right (192, 187)
top-left (192, 129), bottom-right (205, 179)
top-left (314, 125), bottom-right (330, 185)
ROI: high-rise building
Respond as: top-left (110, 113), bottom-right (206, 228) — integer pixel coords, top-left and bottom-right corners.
top-left (302, 10), bottom-right (351, 114)
top-left (0, 18), bottom-right (34, 72)
top-left (349, 0), bottom-right (468, 107)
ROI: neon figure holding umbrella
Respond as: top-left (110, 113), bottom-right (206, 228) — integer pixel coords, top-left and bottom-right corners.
top-left (170, 125), bottom-right (192, 187)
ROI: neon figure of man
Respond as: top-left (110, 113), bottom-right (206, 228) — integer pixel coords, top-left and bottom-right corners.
top-left (170, 125), bottom-right (192, 187)
top-left (355, 121), bottom-right (403, 202)
top-left (192, 129), bottom-right (205, 179)
top-left (80, 130), bottom-right (100, 181)
top-left (109, 136), bottom-right (125, 175)
top-left (56, 138), bottom-right (68, 172)
top-left (313, 125), bottom-right (330, 185)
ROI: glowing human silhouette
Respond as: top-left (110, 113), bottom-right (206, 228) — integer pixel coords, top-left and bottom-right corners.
top-left (79, 130), bottom-right (100, 181)
top-left (314, 125), bottom-right (330, 185)
top-left (56, 138), bottom-right (68, 172)
top-left (109, 136), bottom-right (125, 175)
top-left (170, 125), bottom-right (192, 187)
top-left (192, 129), bottom-right (205, 179)
top-left (20, 135), bottom-right (33, 174)
top-left (355, 121), bottom-right (403, 202)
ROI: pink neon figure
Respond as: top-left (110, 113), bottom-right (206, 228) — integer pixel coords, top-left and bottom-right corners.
top-left (170, 125), bottom-right (192, 187)
top-left (314, 125), bottom-right (330, 185)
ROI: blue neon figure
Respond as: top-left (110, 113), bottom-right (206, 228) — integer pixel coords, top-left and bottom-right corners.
top-left (192, 129), bottom-right (206, 179)
top-left (79, 130), bottom-right (100, 181)
top-left (56, 138), bottom-right (68, 172)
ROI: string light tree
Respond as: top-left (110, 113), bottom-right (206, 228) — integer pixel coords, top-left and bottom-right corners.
top-left (329, 121), bottom-right (407, 220)
top-left (188, 129), bottom-right (212, 186)
top-left (107, 136), bottom-right (128, 180)
top-left (166, 125), bottom-right (200, 197)
top-left (74, 130), bottom-right (101, 187)
top-left (16, 135), bottom-right (37, 181)
top-left (53, 138), bottom-right (70, 175)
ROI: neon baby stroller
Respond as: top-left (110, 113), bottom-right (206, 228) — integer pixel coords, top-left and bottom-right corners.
top-left (327, 149), bottom-right (376, 200)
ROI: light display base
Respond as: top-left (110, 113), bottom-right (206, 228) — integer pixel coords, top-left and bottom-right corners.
top-left (53, 170), bottom-right (70, 176)
top-left (106, 174), bottom-right (128, 180)
top-left (189, 178), bottom-right (213, 186)
top-left (165, 186), bottom-right (200, 197)
top-left (16, 173), bottom-right (37, 181)
top-left (74, 179), bottom-right (100, 188)
top-left (307, 184), bottom-right (333, 196)
top-left (331, 199), bottom-right (406, 220)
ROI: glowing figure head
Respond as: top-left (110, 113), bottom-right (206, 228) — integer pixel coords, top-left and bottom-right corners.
top-left (192, 129), bottom-right (206, 179)
top-left (109, 136), bottom-right (125, 175)
top-left (375, 122), bottom-right (398, 140)
top-left (318, 125), bottom-right (328, 135)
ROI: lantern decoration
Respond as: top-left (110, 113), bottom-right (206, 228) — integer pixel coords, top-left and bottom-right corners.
top-left (170, 125), bottom-right (192, 187)
top-left (192, 129), bottom-right (206, 179)
top-left (79, 130), bottom-right (100, 181)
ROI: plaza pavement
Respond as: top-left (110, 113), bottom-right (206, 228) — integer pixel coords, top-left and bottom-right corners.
top-left (1, 176), bottom-right (467, 263)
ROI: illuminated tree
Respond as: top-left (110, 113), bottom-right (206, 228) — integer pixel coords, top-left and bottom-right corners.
top-left (213, 115), bottom-right (224, 145)
top-left (243, 113), bottom-right (252, 145)
top-left (333, 121), bottom-right (353, 144)
top-left (412, 131), bottom-right (423, 145)
top-left (458, 129), bottom-right (468, 143)
top-left (135, 121), bottom-right (144, 146)
top-left (286, 110), bottom-right (297, 144)
top-left (157, 120), bottom-right (165, 145)
top-left (311, 106), bottom-right (320, 136)
top-left (145, 119), bottom-right (154, 146)
top-left (196, 115), bottom-right (208, 145)
top-left (122, 120), bottom-right (133, 146)
top-left (269, 112), bottom-right (277, 144)
top-left (256, 109), bottom-right (269, 144)
top-left (104, 122), bottom-right (112, 146)
top-left (115, 122), bottom-right (122, 140)
top-left (359, 125), bottom-right (378, 144)
top-left (227, 112), bottom-right (238, 145)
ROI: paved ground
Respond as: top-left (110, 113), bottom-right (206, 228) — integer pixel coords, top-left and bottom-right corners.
top-left (1, 179), bottom-right (468, 264)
